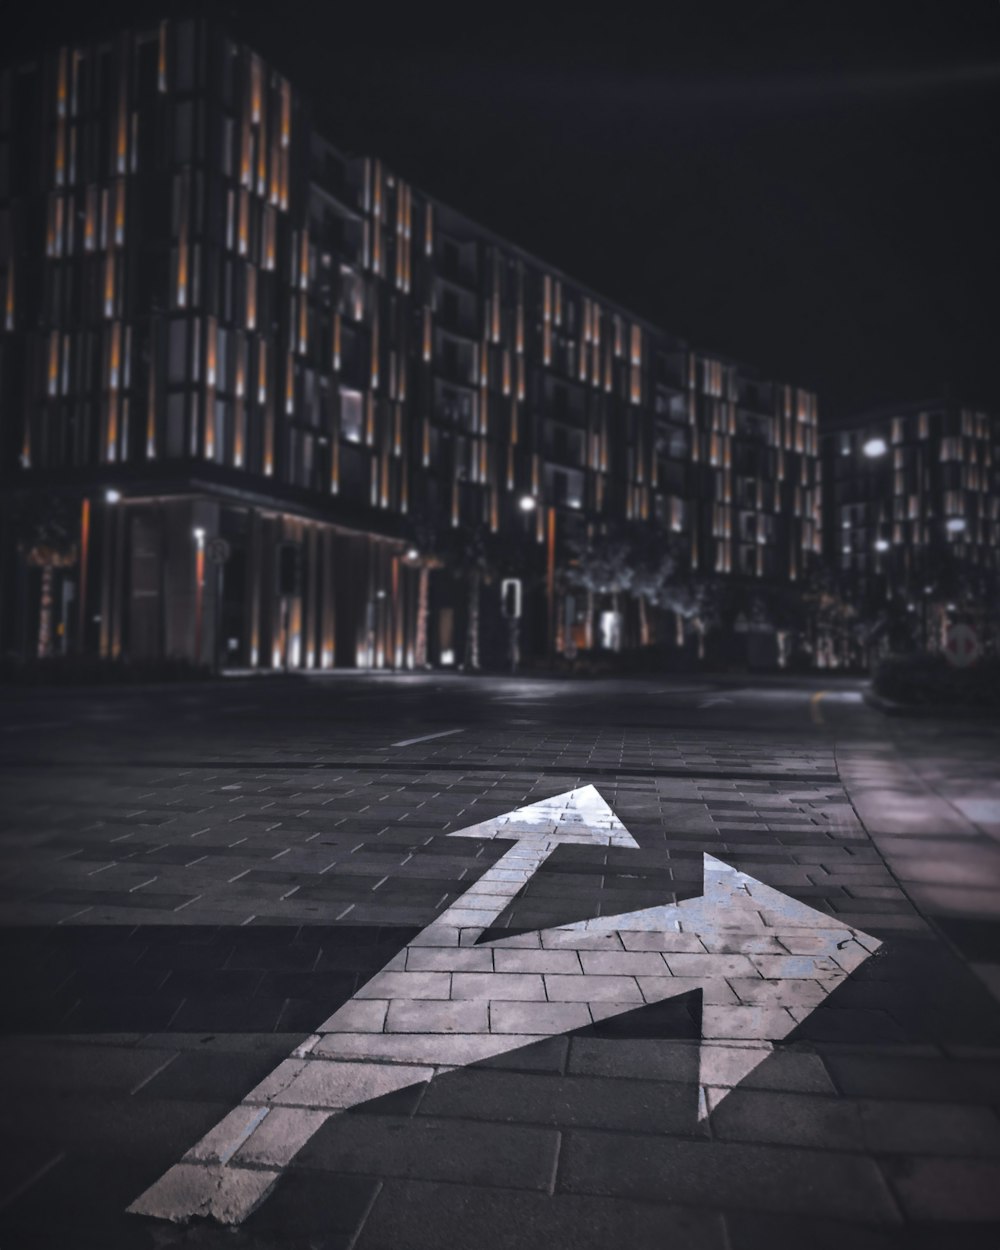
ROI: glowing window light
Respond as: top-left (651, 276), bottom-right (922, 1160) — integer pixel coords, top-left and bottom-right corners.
top-left (47, 333), bottom-right (59, 396)
top-left (280, 80), bottom-right (291, 148)
top-left (246, 264), bottom-right (257, 330)
top-left (250, 55), bottom-right (262, 124)
top-left (279, 147), bottom-right (289, 211)
top-left (238, 189), bottom-right (250, 256)
top-left (54, 116), bottom-right (66, 186)
top-left (257, 110), bottom-right (268, 194)
top-left (116, 87), bottom-right (128, 174)
top-left (113, 180), bottom-right (125, 246)
top-left (157, 22), bottom-right (168, 91)
top-left (371, 316), bottom-right (379, 389)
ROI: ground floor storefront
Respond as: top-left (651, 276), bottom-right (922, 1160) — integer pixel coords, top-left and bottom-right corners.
top-left (1, 493), bottom-right (438, 672)
top-left (2, 489), bottom-right (816, 674)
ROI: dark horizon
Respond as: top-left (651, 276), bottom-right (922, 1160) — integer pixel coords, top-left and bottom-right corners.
top-left (7, 0), bottom-right (1000, 419)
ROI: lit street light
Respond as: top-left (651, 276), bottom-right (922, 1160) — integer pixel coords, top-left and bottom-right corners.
top-left (946, 517), bottom-right (967, 533)
top-left (104, 488), bottom-right (121, 504)
top-left (863, 437), bottom-right (888, 458)
top-left (193, 527), bottom-right (206, 664)
top-left (874, 539), bottom-right (890, 553)
top-left (518, 495), bottom-right (537, 512)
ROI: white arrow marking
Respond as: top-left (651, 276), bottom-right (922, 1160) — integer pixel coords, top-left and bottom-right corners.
top-left (128, 786), bottom-right (880, 1226)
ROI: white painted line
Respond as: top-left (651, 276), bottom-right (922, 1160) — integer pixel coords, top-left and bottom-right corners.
top-left (697, 696), bottom-right (734, 708)
top-left (388, 728), bottom-right (465, 748)
top-left (129, 786), bottom-right (880, 1228)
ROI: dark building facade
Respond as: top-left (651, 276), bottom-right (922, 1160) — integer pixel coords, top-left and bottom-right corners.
top-left (0, 19), bottom-right (820, 670)
top-left (821, 400), bottom-right (1000, 662)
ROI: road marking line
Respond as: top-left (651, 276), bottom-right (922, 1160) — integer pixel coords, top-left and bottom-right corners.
top-left (389, 728), bottom-right (465, 748)
top-left (810, 691), bottom-right (828, 725)
top-left (128, 786), bottom-right (880, 1228)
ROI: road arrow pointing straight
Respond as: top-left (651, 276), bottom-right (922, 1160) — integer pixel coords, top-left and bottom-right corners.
top-left (128, 786), bottom-right (881, 1226)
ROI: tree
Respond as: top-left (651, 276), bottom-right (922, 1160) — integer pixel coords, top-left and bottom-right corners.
top-left (628, 527), bottom-right (683, 646)
top-left (563, 524), bottom-right (636, 651)
top-left (9, 493), bottom-right (79, 658)
top-left (656, 576), bottom-right (722, 658)
top-left (404, 514), bottom-right (440, 669)
top-left (435, 522), bottom-right (490, 671)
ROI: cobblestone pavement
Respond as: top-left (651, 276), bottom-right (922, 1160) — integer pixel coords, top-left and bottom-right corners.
top-left (0, 674), bottom-right (998, 1249)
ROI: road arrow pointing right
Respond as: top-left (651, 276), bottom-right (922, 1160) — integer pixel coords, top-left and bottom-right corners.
top-left (129, 786), bottom-right (881, 1226)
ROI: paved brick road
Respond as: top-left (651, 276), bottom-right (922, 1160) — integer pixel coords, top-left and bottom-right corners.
top-left (0, 675), bottom-right (998, 1248)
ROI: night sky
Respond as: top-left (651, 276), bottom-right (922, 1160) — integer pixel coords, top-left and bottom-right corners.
top-left (8, 0), bottom-right (1000, 419)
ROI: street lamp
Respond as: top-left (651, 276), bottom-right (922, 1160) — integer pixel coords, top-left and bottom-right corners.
top-left (104, 488), bottom-right (121, 504)
top-left (863, 437), bottom-right (888, 458)
top-left (518, 495), bottom-right (537, 512)
top-left (874, 539), bottom-right (890, 553)
top-left (405, 547), bottom-right (419, 560)
top-left (192, 527), bottom-right (206, 663)
top-left (946, 517), bottom-right (967, 534)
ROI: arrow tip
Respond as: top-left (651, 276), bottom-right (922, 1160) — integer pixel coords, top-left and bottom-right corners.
top-left (446, 785), bottom-right (640, 848)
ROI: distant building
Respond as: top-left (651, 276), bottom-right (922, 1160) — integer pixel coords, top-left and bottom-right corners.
top-left (0, 18), bottom-right (820, 670)
top-left (821, 399), bottom-right (1000, 661)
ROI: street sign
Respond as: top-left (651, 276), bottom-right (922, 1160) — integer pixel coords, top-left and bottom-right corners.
top-left (130, 785), bottom-right (881, 1226)
top-left (944, 623), bottom-right (979, 668)
top-left (500, 578), bottom-right (522, 619)
top-left (206, 537), bottom-right (231, 566)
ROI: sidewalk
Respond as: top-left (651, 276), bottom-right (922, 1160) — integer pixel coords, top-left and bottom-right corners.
top-left (838, 722), bottom-right (1000, 1006)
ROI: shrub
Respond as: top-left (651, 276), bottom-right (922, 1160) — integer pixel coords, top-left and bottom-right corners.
top-left (873, 653), bottom-right (1000, 708)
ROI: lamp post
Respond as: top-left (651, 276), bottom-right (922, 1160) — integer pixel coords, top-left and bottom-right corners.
top-left (97, 488), bottom-right (123, 659)
top-left (193, 527), bottom-right (206, 664)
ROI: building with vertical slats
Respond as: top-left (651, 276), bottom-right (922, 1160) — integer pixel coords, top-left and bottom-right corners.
top-left (0, 18), bottom-right (821, 669)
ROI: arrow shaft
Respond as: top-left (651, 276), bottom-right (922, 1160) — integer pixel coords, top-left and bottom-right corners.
top-left (432, 838), bottom-right (558, 937)
top-left (128, 840), bottom-right (558, 1224)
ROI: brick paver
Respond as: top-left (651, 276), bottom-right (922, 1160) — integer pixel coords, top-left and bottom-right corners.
top-left (0, 677), bottom-right (998, 1248)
